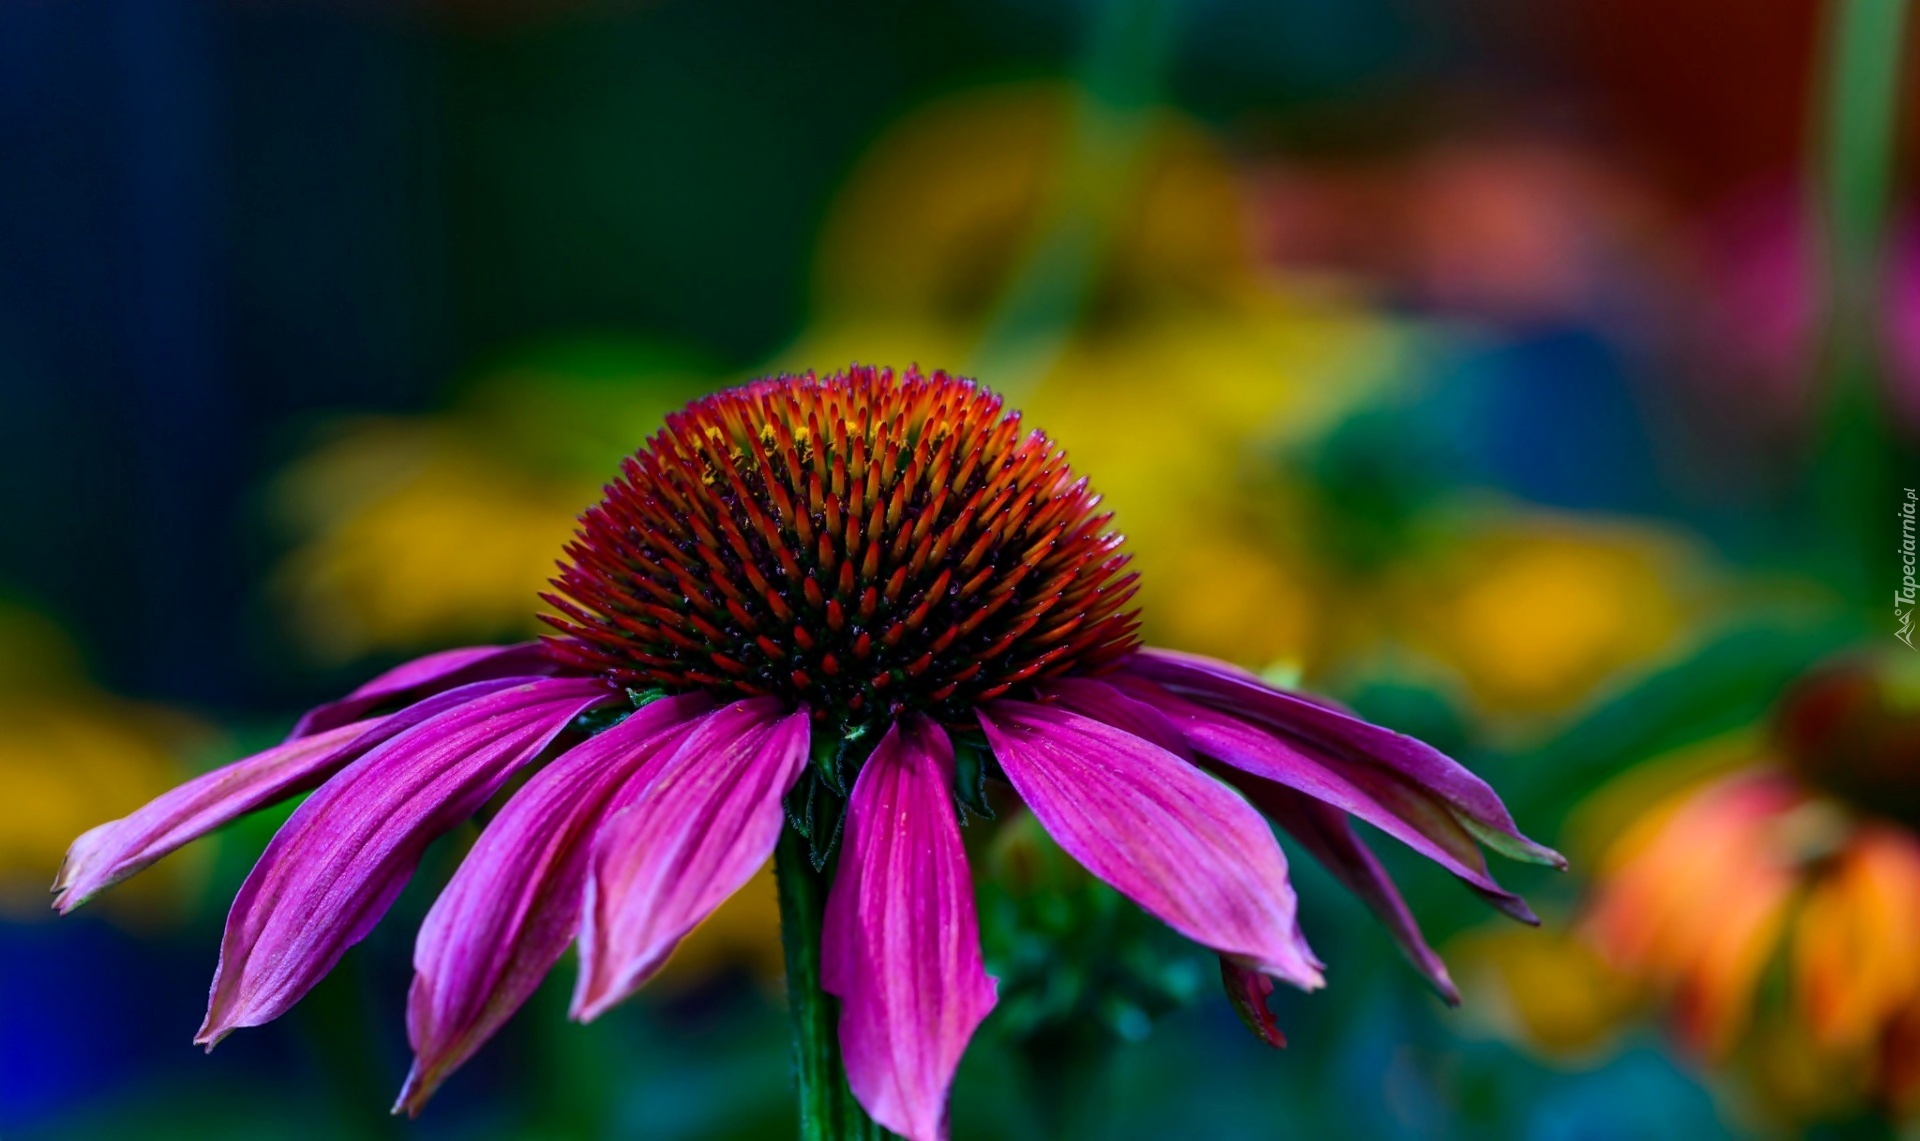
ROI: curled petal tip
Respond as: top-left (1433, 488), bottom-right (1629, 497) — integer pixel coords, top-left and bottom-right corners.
top-left (568, 987), bottom-right (620, 1025)
top-left (392, 1070), bottom-right (432, 1118)
top-left (50, 860), bottom-right (92, 914)
top-left (1480, 888), bottom-right (1541, 926)
top-left (565, 969), bottom-right (617, 1023)
top-left (1462, 817), bottom-right (1567, 870)
top-left (1220, 958), bottom-right (1288, 1049)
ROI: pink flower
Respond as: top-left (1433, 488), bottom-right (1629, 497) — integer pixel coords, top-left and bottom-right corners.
top-left (55, 365), bottom-right (1558, 1139)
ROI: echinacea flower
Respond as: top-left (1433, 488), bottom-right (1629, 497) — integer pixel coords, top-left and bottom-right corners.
top-left (55, 365), bottom-right (1558, 1139)
top-left (1584, 653), bottom-right (1920, 1119)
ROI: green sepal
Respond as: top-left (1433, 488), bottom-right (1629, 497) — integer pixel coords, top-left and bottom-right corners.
top-left (805, 783), bottom-right (848, 872)
top-left (810, 733), bottom-right (848, 794)
top-left (570, 703), bottom-right (633, 737)
top-left (782, 771), bottom-right (848, 870)
top-left (790, 721), bottom-right (882, 868)
top-left (953, 737), bottom-right (995, 823)
top-left (625, 686), bottom-right (670, 709)
top-left (783, 771), bottom-right (817, 839)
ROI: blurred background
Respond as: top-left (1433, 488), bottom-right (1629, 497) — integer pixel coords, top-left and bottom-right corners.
top-left (2, 0), bottom-right (1917, 1136)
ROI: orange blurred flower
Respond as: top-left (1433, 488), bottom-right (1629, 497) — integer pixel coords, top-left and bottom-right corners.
top-left (1581, 653), bottom-right (1920, 1119)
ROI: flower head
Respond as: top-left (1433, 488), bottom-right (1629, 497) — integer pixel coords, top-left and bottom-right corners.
top-left (54, 365), bottom-right (1557, 1139)
top-left (542, 367), bottom-right (1139, 723)
top-left (1584, 653), bottom-right (1920, 1119)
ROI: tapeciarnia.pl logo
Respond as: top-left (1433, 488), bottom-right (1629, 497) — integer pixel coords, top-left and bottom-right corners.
top-left (1901, 488), bottom-right (1918, 649)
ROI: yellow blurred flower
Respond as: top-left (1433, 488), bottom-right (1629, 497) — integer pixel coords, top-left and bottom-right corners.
top-left (782, 83), bottom-right (1416, 673)
top-left (807, 82), bottom-right (1258, 330)
top-left (1386, 518), bottom-right (1697, 717)
top-left (1450, 922), bottom-right (1636, 1062)
top-left (277, 425), bottom-right (593, 662)
top-left (273, 342), bottom-right (715, 663)
top-left (0, 605), bottom-right (204, 922)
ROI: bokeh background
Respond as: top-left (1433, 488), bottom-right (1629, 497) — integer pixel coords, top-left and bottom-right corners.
top-left (3, 0), bottom-right (1917, 1137)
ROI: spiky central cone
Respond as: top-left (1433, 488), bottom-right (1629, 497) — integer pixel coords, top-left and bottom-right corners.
top-left (544, 365), bottom-right (1140, 730)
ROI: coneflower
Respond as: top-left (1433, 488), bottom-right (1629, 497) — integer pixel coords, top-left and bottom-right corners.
top-left (1585, 653), bottom-right (1920, 1119)
top-left (54, 365), bottom-right (1559, 1140)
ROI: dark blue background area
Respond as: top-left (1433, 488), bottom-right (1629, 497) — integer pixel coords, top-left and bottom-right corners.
top-left (0, 0), bottom-right (1469, 718)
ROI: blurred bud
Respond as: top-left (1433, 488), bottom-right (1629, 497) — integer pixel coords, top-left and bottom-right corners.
top-left (1776, 653), bottom-right (1920, 828)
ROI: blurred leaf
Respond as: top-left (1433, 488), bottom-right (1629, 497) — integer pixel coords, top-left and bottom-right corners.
top-left (1496, 612), bottom-right (1857, 831)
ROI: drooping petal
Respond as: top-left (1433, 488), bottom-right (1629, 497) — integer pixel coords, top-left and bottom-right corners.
top-left (287, 643), bottom-right (559, 740)
top-left (1232, 778), bottom-right (1458, 1004)
top-left (1115, 678), bottom-right (1536, 922)
top-left (397, 693), bottom-right (713, 1115)
top-left (53, 675), bottom-right (540, 913)
top-left (977, 699), bottom-right (1322, 989)
top-left (198, 677), bottom-right (615, 1046)
top-left (572, 698), bottom-right (810, 1021)
top-left (1122, 648), bottom-right (1563, 868)
top-left (821, 717), bottom-right (996, 1141)
top-left (55, 720), bottom-right (373, 913)
top-left (1051, 678), bottom-right (1466, 996)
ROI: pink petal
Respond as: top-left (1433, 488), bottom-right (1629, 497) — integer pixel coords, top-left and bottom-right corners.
top-left (1041, 675), bottom-right (1194, 758)
top-left (396, 693), bottom-right (713, 1114)
top-left (1111, 678), bottom-right (1536, 921)
top-left (977, 699), bottom-right (1323, 990)
top-left (821, 717), bottom-right (996, 1141)
top-left (1121, 648), bottom-right (1563, 868)
top-left (53, 675), bottom-right (539, 914)
top-left (198, 677), bottom-right (615, 1046)
top-left (1050, 678), bottom-right (1465, 995)
top-left (571, 698), bottom-right (810, 1020)
top-left (288, 643), bottom-right (559, 740)
top-left (1235, 780), bottom-right (1459, 1004)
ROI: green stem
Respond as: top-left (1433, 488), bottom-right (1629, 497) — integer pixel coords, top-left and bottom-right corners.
top-left (776, 827), bottom-right (886, 1140)
top-left (1807, 0), bottom-right (1911, 593)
